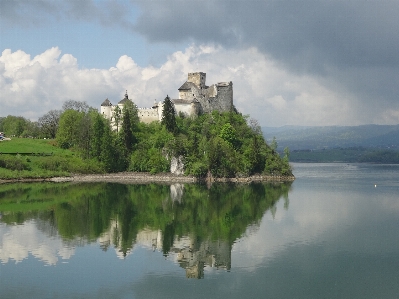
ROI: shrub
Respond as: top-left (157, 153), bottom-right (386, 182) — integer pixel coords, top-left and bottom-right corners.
top-left (186, 161), bottom-right (208, 177)
top-left (38, 157), bottom-right (69, 171)
top-left (0, 155), bottom-right (31, 171)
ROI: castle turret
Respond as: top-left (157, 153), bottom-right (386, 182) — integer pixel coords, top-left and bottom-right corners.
top-left (100, 98), bottom-right (113, 119)
top-left (187, 72), bottom-right (206, 88)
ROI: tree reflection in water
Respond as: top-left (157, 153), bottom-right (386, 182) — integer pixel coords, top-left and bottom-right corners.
top-left (0, 181), bottom-right (291, 278)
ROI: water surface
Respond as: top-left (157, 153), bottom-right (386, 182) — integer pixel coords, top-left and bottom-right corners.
top-left (1, 163), bottom-right (398, 298)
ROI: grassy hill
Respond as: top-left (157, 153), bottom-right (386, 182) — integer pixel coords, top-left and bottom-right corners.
top-left (0, 138), bottom-right (65, 154)
top-left (0, 138), bottom-right (102, 179)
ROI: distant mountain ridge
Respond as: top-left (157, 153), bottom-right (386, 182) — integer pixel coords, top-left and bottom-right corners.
top-left (262, 124), bottom-right (399, 151)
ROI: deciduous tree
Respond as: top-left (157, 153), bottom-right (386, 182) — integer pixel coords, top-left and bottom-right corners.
top-left (38, 110), bottom-right (62, 138)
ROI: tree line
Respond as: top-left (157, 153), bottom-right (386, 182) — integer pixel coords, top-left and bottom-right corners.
top-left (1, 97), bottom-right (292, 177)
top-left (0, 100), bottom-right (91, 139)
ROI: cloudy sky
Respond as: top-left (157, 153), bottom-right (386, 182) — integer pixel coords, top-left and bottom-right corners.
top-left (1, 0), bottom-right (398, 127)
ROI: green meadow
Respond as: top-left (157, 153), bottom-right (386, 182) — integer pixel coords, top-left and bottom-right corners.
top-left (0, 138), bottom-right (103, 179)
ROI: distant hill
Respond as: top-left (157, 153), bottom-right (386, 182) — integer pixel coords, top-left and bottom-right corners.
top-left (262, 125), bottom-right (399, 151)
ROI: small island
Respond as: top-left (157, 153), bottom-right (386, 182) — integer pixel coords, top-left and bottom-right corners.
top-left (0, 72), bottom-right (293, 183)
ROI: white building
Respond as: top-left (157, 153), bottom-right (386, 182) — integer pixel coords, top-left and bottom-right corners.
top-left (100, 72), bottom-right (233, 128)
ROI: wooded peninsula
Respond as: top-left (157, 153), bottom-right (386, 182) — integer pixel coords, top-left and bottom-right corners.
top-left (0, 99), bottom-right (293, 182)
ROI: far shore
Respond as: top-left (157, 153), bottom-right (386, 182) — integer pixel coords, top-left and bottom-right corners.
top-left (0, 172), bottom-right (295, 185)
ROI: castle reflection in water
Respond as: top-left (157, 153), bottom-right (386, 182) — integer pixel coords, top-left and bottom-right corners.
top-left (98, 184), bottom-right (231, 279)
top-left (0, 181), bottom-right (290, 279)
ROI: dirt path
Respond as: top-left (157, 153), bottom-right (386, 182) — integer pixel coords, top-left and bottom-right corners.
top-left (1, 172), bottom-right (295, 184)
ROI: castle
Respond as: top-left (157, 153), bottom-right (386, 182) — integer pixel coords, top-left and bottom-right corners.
top-left (100, 72), bottom-right (233, 128)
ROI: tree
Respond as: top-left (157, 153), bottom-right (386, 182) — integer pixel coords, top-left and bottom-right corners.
top-left (38, 110), bottom-right (62, 138)
top-left (161, 95), bottom-right (177, 133)
top-left (76, 112), bottom-right (93, 159)
top-left (21, 120), bottom-right (40, 138)
top-left (62, 100), bottom-right (90, 113)
top-left (0, 117), bottom-right (4, 131)
top-left (91, 114), bottom-right (106, 158)
top-left (56, 110), bottom-right (83, 149)
top-left (121, 103), bottom-right (133, 153)
top-left (0, 115), bottom-right (30, 137)
top-left (219, 123), bottom-right (238, 148)
top-left (283, 147), bottom-right (290, 160)
top-left (244, 135), bottom-right (266, 175)
top-left (270, 136), bottom-right (278, 151)
top-left (112, 105), bottom-right (122, 133)
top-left (100, 124), bottom-right (116, 172)
top-left (248, 118), bottom-right (262, 135)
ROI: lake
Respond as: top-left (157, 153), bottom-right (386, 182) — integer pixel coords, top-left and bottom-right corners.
top-left (1, 163), bottom-right (398, 298)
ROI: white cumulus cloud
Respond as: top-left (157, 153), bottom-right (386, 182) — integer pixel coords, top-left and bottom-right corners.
top-left (0, 45), bottom-right (390, 126)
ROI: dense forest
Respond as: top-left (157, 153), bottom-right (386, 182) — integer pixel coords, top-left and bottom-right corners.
top-left (0, 99), bottom-right (292, 178)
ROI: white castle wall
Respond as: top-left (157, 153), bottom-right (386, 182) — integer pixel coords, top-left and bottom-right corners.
top-left (101, 72), bottom-right (233, 128)
top-left (138, 108), bottom-right (159, 123)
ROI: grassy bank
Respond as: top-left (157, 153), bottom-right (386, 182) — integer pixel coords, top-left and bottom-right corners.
top-left (0, 138), bottom-right (103, 179)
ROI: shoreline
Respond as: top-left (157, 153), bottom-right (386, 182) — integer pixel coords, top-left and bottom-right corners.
top-left (0, 172), bottom-right (295, 184)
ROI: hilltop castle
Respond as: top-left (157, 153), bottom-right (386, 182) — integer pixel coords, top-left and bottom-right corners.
top-left (100, 72), bottom-right (233, 128)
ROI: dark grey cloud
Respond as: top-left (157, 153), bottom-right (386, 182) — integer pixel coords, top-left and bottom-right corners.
top-left (0, 0), bottom-right (60, 26)
top-left (2, 0), bottom-right (399, 124)
top-left (131, 0), bottom-right (399, 122)
top-left (132, 0), bottom-right (399, 71)
top-left (0, 0), bottom-right (133, 29)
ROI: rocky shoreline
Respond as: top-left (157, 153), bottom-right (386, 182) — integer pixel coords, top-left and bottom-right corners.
top-left (0, 172), bottom-right (295, 184)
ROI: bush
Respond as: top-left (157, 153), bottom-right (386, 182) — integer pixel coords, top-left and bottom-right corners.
top-left (38, 157), bottom-right (69, 171)
top-left (38, 156), bottom-right (103, 173)
top-left (129, 147), bottom-right (169, 174)
top-left (0, 155), bottom-right (31, 171)
top-left (186, 161), bottom-right (208, 177)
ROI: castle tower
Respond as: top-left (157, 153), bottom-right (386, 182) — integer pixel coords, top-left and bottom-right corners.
top-left (187, 72), bottom-right (206, 88)
top-left (100, 98), bottom-right (113, 119)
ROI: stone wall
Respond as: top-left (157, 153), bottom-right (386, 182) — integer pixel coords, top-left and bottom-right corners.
top-left (101, 72), bottom-right (233, 125)
top-left (138, 107), bottom-right (160, 123)
top-left (187, 72), bottom-right (206, 87)
top-left (195, 82), bottom-right (233, 114)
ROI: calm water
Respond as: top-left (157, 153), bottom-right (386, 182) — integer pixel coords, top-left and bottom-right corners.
top-left (1, 163), bottom-right (398, 299)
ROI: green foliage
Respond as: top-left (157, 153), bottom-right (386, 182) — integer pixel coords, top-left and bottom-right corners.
top-left (91, 113), bottom-right (106, 159)
top-left (208, 137), bottom-right (238, 177)
top-left (129, 122), bottom-right (173, 173)
top-left (359, 149), bottom-right (399, 163)
top-left (0, 155), bottom-right (31, 171)
top-left (2, 106), bottom-right (292, 178)
top-left (121, 100), bottom-right (139, 154)
top-left (242, 135), bottom-right (266, 174)
top-left (38, 157), bottom-right (70, 171)
top-left (100, 123), bottom-right (125, 172)
top-left (161, 95), bottom-right (177, 133)
top-left (0, 115), bottom-right (39, 138)
top-left (0, 138), bottom-right (103, 179)
top-left (172, 112), bottom-right (291, 177)
top-left (130, 110), bottom-right (292, 177)
top-left (270, 136), bottom-right (278, 151)
top-left (38, 110), bottom-right (61, 138)
top-left (219, 123), bottom-right (239, 149)
top-left (36, 156), bottom-right (102, 173)
top-left (56, 110), bottom-right (84, 149)
top-left (112, 105), bottom-right (122, 132)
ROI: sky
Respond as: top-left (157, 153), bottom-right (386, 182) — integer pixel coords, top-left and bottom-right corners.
top-left (1, 0), bottom-right (399, 127)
